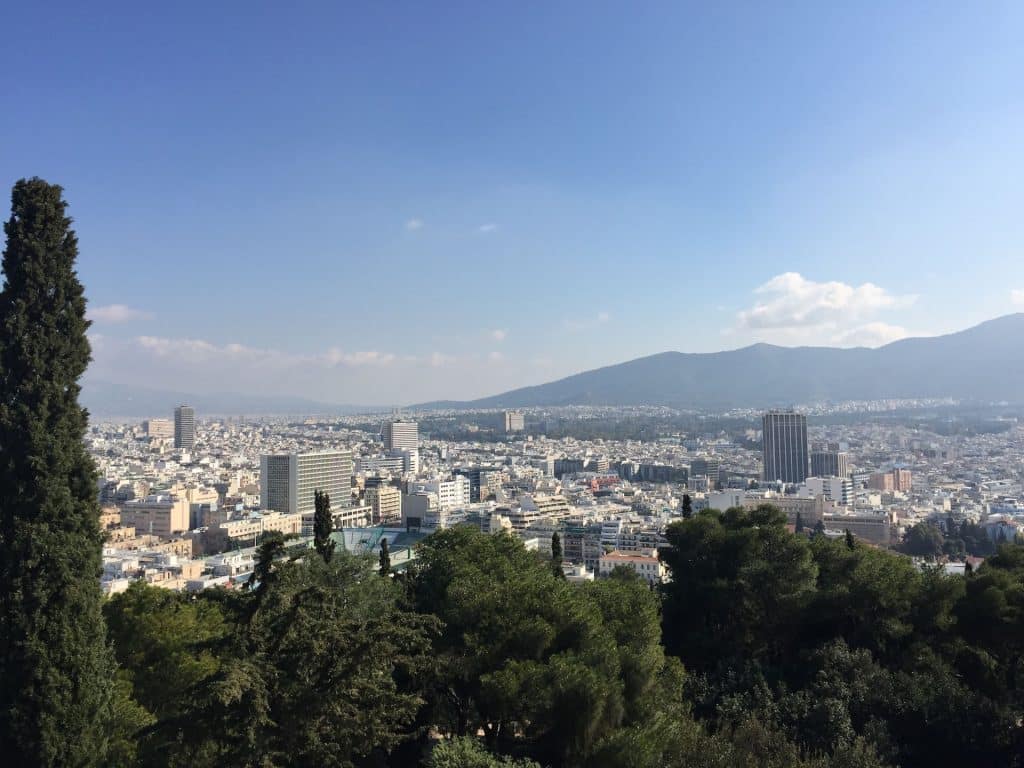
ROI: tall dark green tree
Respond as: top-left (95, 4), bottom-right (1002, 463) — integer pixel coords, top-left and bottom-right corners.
top-left (551, 531), bottom-right (564, 577)
top-left (379, 536), bottom-right (391, 577)
top-left (681, 493), bottom-right (693, 519)
top-left (795, 511), bottom-right (804, 533)
top-left (0, 178), bottom-right (115, 765)
top-left (313, 489), bottom-right (335, 564)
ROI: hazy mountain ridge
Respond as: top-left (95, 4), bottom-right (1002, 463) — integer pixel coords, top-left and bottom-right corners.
top-left (415, 314), bottom-right (1024, 410)
top-left (81, 380), bottom-right (381, 418)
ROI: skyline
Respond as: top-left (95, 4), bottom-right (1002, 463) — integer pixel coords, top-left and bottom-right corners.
top-left (4, 1), bottom-right (1023, 403)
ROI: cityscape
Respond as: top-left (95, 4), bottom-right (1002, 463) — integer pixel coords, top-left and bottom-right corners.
top-left (93, 402), bottom-right (1024, 593)
top-left (3, 2), bottom-right (1024, 767)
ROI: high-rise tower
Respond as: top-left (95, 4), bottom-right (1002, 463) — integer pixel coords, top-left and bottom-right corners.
top-left (762, 411), bottom-right (808, 484)
top-left (174, 405), bottom-right (195, 450)
top-left (382, 419), bottom-right (418, 451)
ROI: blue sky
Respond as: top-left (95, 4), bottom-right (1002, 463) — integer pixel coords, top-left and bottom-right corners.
top-left (2, 1), bottom-right (1022, 404)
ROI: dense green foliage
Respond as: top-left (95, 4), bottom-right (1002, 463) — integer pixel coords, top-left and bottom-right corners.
top-left (107, 545), bottom-right (437, 767)
top-left (0, 178), bottom-right (115, 765)
top-left (661, 506), bottom-right (1024, 767)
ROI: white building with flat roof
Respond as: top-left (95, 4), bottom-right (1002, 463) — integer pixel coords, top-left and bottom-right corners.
top-left (598, 549), bottom-right (666, 584)
top-left (260, 450), bottom-right (353, 517)
top-left (383, 420), bottom-right (418, 451)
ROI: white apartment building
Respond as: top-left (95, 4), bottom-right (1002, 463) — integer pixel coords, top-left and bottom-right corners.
top-left (412, 476), bottom-right (471, 511)
top-left (805, 476), bottom-right (853, 506)
top-left (598, 549), bottom-right (666, 585)
top-left (382, 420), bottom-right (418, 451)
top-left (261, 450), bottom-right (353, 517)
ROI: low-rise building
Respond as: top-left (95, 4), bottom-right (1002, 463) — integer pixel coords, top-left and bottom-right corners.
top-left (598, 549), bottom-right (666, 584)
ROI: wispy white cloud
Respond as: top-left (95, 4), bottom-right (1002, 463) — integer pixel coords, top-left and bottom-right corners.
top-left (490, 329), bottom-right (507, 342)
top-left (564, 311), bottom-right (612, 333)
top-left (429, 352), bottom-right (456, 368)
top-left (321, 348), bottom-right (396, 367)
top-left (136, 336), bottom-right (395, 368)
top-left (731, 272), bottom-right (918, 348)
top-left (832, 322), bottom-right (909, 347)
top-left (89, 304), bottom-right (152, 324)
top-left (737, 273), bottom-right (915, 330)
top-left (488, 351), bottom-right (504, 362)
top-left (405, 218), bottom-right (424, 231)
top-left (1011, 289), bottom-right (1024, 306)
top-left (478, 223), bottom-right (497, 233)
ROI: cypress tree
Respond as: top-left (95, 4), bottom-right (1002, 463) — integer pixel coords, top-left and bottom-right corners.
top-left (551, 531), bottom-right (564, 577)
top-left (0, 178), bottom-right (114, 765)
top-left (681, 493), bottom-right (693, 519)
top-left (379, 536), bottom-right (391, 577)
top-left (794, 511), bottom-right (804, 533)
top-left (313, 489), bottom-right (335, 564)
top-left (845, 528), bottom-right (856, 550)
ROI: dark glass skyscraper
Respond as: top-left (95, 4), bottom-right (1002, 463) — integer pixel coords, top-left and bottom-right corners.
top-left (174, 404), bottom-right (195, 450)
top-left (762, 411), bottom-right (808, 484)
top-left (810, 449), bottom-right (850, 479)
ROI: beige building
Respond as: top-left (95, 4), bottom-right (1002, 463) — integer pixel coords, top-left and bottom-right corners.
top-left (365, 485), bottom-right (402, 524)
top-left (740, 494), bottom-right (834, 527)
top-left (824, 511), bottom-right (897, 546)
top-left (200, 511), bottom-right (303, 554)
top-left (120, 485), bottom-right (220, 538)
top-left (144, 418), bottom-right (174, 440)
top-left (598, 549), bottom-right (666, 584)
top-left (868, 469), bottom-right (912, 492)
top-left (120, 494), bottom-right (190, 538)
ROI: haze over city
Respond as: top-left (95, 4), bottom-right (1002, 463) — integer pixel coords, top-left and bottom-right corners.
top-left (7, 3), bottom-right (1024, 767)
top-left (3, 1), bottom-right (1023, 404)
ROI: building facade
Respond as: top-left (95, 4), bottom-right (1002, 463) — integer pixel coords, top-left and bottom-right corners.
top-left (144, 418), bottom-right (174, 440)
top-left (383, 419), bottom-right (418, 451)
top-left (810, 450), bottom-right (850, 479)
top-left (365, 485), bottom-right (402, 524)
top-left (762, 411), bottom-right (809, 484)
top-left (174, 405), bottom-right (196, 450)
top-left (598, 549), bottom-right (666, 584)
top-left (503, 411), bottom-right (525, 433)
top-left (260, 450), bottom-right (353, 517)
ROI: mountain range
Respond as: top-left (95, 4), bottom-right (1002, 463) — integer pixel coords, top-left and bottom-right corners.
top-left (416, 314), bottom-right (1024, 410)
top-left (83, 314), bottom-right (1024, 417)
top-left (81, 380), bottom-right (376, 419)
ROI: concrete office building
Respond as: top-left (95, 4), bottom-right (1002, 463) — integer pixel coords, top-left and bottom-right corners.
top-left (365, 485), bottom-right (402, 524)
top-left (805, 476), bottom-right (853, 506)
top-left (144, 418), bottom-right (174, 440)
top-left (868, 468), bottom-right (913, 492)
top-left (762, 411), bottom-right (809, 484)
top-left (811, 450), bottom-right (850, 479)
top-left (409, 476), bottom-right (471, 511)
top-left (503, 411), bottom-right (525, 433)
top-left (690, 456), bottom-right (721, 488)
top-left (121, 494), bottom-right (190, 538)
top-left (383, 419), bottom-right (418, 451)
top-left (174, 405), bottom-right (196, 450)
top-left (260, 450), bottom-right (353, 517)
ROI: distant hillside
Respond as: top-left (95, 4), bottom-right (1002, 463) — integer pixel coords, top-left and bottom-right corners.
top-left (81, 380), bottom-right (378, 419)
top-left (415, 314), bottom-right (1024, 410)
